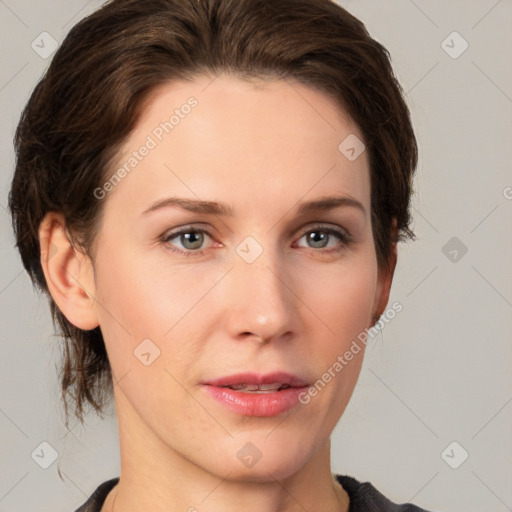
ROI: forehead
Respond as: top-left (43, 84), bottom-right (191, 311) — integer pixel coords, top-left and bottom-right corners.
top-left (104, 73), bottom-right (371, 218)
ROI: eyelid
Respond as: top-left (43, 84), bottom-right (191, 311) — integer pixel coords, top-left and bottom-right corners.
top-left (297, 221), bottom-right (351, 238)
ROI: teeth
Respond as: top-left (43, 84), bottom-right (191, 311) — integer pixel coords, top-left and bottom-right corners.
top-left (226, 383), bottom-right (290, 392)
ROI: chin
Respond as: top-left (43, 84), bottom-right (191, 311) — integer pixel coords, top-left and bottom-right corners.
top-left (219, 458), bottom-right (307, 484)
top-left (200, 435), bottom-right (314, 483)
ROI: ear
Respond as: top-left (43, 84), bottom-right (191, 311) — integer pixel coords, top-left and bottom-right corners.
top-left (38, 212), bottom-right (99, 330)
top-left (372, 219), bottom-right (398, 324)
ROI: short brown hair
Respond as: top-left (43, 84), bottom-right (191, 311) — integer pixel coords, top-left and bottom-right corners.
top-left (8, 0), bottom-right (418, 425)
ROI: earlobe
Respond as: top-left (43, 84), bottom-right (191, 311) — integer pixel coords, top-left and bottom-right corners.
top-left (38, 212), bottom-right (99, 330)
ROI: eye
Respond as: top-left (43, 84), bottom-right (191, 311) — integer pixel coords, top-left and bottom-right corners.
top-left (160, 224), bottom-right (352, 257)
top-left (161, 227), bottom-right (213, 256)
top-left (294, 226), bottom-right (351, 253)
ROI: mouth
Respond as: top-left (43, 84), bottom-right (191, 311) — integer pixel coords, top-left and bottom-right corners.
top-left (201, 372), bottom-right (310, 416)
top-left (203, 371), bottom-right (309, 390)
top-left (218, 382), bottom-right (293, 393)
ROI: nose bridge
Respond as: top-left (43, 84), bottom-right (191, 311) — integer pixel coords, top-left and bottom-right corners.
top-left (226, 236), bottom-right (296, 342)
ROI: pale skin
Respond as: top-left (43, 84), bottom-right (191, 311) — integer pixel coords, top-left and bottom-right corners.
top-left (39, 73), bottom-right (397, 512)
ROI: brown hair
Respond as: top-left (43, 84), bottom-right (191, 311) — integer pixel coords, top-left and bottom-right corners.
top-left (8, 0), bottom-right (417, 426)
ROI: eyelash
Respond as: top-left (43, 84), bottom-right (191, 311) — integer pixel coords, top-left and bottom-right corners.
top-left (160, 225), bottom-right (352, 257)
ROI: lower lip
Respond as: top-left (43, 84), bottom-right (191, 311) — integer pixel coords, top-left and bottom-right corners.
top-left (202, 385), bottom-right (308, 417)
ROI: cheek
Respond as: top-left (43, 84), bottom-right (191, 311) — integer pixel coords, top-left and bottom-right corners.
top-left (288, 258), bottom-right (376, 438)
top-left (91, 252), bottom-right (190, 412)
top-left (91, 249), bottom-right (167, 367)
top-left (302, 253), bottom-right (378, 340)
top-left (297, 251), bottom-right (377, 406)
top-left (94, 240), bottom-right (181, 329)
top-left (92, 247), bottom-right (215, 377)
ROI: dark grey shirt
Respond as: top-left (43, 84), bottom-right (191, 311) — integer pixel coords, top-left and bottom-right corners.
top-left (74, 475), bottom-right (435, 511)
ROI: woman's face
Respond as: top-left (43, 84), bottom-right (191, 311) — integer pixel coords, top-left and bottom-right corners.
top-left (88, 73), bottom-right (393, 480)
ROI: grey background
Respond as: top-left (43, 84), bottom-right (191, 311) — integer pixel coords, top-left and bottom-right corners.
top-left (1, 1), bottom-right (511, 511)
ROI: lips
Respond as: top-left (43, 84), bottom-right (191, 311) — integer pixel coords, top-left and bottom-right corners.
top-left (226, 383), bottom-right (289, 392)
top-left (202, 372), bottom-right (310, 417)
top-left (203, 371), bottom-right (309, 389)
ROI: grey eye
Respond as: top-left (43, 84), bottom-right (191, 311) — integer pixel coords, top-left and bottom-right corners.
top-left (305, 230), bottom-right (330, 249)
top-left (178, 231), bottom-right (205, 250)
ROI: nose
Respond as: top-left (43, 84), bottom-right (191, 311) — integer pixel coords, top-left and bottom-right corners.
top-left (224, 246), bottom-right (298, 345)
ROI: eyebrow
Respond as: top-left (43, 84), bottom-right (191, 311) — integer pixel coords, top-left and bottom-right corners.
top-left (141, 195), bottom-right (367, 217)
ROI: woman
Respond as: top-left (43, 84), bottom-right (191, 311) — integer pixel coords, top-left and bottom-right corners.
top-left (8, 0), bottom-right (434, 510)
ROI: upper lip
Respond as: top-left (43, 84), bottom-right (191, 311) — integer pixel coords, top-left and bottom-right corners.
top-left (203, 372), bottom-right (309, 388)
